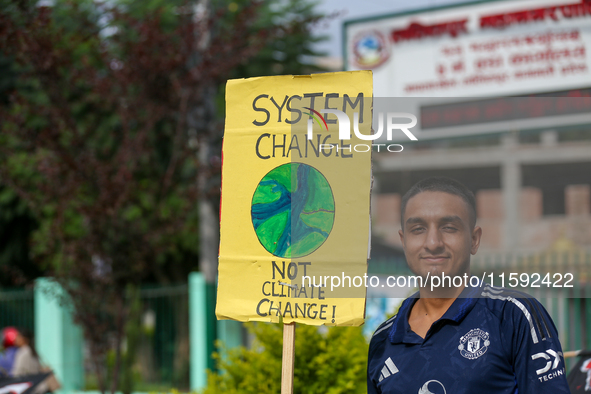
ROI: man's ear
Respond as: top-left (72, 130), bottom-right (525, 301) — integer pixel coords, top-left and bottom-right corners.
top-left (470, 226), bottom-right (482, 255)
top-left (399, 229), bottom-right (405, 245)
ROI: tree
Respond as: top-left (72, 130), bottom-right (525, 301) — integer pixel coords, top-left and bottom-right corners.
top-left (0, 50), bottom-right (41, 288)
top-left (202, 323), bottom-right (368, 394)
top-left (0, 0), bottom-right (324, 392)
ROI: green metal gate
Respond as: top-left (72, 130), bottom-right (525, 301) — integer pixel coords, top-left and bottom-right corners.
top-left (0, 288), bottom-right (34, 332)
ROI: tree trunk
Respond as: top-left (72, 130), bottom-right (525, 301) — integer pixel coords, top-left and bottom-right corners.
top-left (90, 341), bottom-right (107, 394)
top-left (110, 298), bottom-right (125, 394)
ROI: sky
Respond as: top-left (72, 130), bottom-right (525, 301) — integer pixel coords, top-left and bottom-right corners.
top-left (312, 0), bottom-right (473, 59)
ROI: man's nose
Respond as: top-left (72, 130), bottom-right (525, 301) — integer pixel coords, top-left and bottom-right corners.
top-left (424, 226), bottom-right (444, 252)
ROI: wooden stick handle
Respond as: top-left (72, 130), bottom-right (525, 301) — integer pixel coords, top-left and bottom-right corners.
top-left (563, 350), bottom-right (581, 358)
top-left (281, 322), bottom-right (296, 394)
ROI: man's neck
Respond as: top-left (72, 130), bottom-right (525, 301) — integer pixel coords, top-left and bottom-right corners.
top-left (408, 285), bottom-right (465, 339)
top-left (415, 291), bottom-right (460, 316)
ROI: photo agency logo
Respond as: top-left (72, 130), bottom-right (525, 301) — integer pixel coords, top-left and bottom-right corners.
top-left (304, 107), bottom-right (418, 153)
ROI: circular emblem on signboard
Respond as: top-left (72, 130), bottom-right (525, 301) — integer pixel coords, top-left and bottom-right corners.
top-left (352, 30), bottom-right (390, 69)
top-left (251, 163), bottom-right (335, 258)
top-left (458, 328), bottom-right (490, 360)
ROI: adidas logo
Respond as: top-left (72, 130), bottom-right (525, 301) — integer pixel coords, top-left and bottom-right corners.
top-left (378, 357), bottom-right (399, 382)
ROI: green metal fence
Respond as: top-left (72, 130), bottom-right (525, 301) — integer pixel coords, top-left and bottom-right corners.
top-left (0, 283), bottom-right (189, 392)
top-left (134, 284), bottom-right (190, 391)
top-left (0, 287), bottom-right (34, 332)
top-left (81, 284), bottom-right (190, 392)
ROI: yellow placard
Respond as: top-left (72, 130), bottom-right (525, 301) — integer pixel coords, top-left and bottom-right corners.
top-left (217, 71), bottom-right (373, 326)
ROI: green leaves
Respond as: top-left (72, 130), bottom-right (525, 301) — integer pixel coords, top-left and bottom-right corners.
top-left (203, 323), bottom-right (368, 394)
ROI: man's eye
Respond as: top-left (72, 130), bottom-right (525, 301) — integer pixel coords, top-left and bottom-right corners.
top-left (410, 227), bottom-right (425, 233)
top-left (442, 226), bottom-right (457, 231)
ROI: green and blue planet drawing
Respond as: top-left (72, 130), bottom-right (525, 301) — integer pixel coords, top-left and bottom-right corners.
top-left (251, 163), bottom-right (335, 258)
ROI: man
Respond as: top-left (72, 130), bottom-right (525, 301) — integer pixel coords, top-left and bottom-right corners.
top-left (367, 177), bottom-right (570, 393)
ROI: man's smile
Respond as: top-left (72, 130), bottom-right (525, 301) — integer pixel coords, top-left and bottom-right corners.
top-left (420, 255), bottom-right (450, 263)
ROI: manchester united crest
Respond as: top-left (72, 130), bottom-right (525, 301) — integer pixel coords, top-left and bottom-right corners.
top-left (458, 328), bottom-right (490, 360)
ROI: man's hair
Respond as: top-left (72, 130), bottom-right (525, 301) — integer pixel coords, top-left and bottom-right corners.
top-left (400, 176), bottom-right (477, 230)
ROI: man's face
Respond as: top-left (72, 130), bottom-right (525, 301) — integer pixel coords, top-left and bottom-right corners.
top-left (399, 191), bottom-right (481, 280)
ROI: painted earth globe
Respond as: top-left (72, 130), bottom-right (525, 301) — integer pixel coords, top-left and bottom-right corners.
top-left (251, 163), bottom-right (335, 258)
